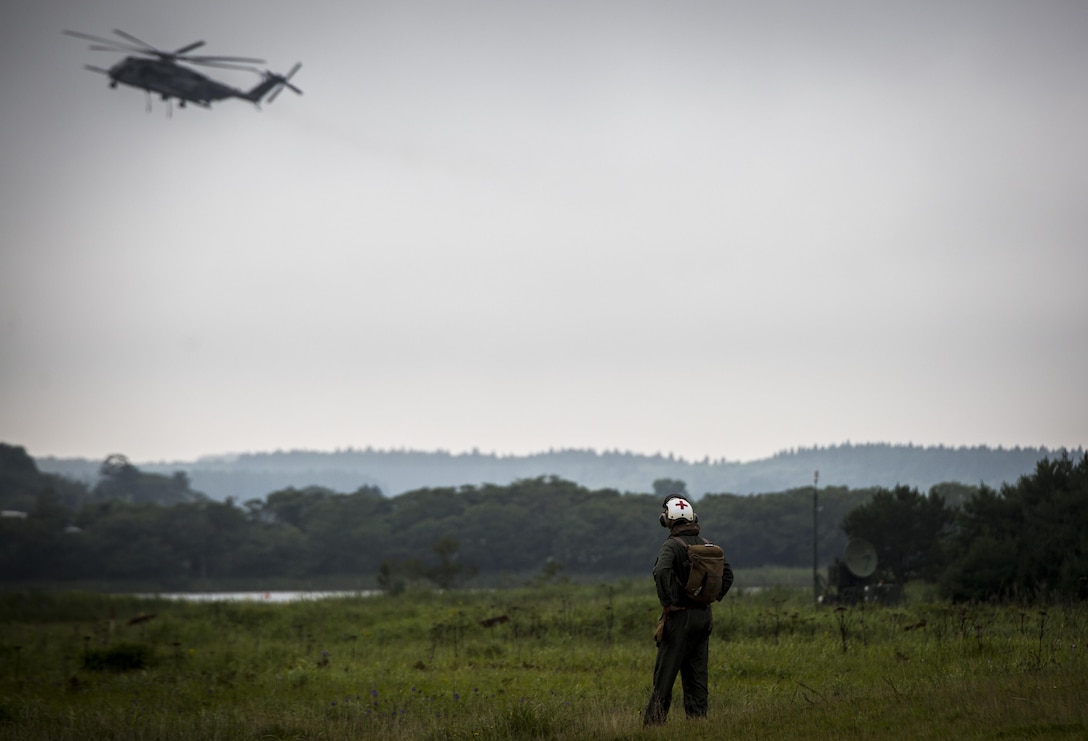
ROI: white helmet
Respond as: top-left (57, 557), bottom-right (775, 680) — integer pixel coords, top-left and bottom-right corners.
top-left (660, 495), bottom-right (696, 526)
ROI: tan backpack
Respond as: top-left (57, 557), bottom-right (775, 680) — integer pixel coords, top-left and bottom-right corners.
top-left (672, 536), bottom-right (726, 605)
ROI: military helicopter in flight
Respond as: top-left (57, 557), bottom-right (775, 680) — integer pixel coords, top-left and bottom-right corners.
top-left (64, 29), bottom-right (302, 111)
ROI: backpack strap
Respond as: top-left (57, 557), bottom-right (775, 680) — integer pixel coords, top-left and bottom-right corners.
top-left (671, 535), bottom-right (707, 549)
top-left (669, 535), bottom-right (710, 570)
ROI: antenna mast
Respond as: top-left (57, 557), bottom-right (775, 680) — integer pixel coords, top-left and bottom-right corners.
top-left (812, 469), bottom-right (819, 606)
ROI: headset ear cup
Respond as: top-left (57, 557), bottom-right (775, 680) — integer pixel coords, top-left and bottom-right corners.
top-left (660, 495), bottom-right (676, 527)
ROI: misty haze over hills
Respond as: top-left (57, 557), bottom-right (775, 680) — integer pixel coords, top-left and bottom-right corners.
top-left (34, 443), bottom-right (1079, 501)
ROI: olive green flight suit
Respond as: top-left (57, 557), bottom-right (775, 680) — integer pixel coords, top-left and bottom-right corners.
top-left (643, 524), bottom-right (733, 725)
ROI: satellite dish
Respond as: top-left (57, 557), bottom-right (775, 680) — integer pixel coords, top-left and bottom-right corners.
top-left (843, 538), bottom-right (878, 578)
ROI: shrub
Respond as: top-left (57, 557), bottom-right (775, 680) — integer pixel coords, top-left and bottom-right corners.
top-left (82, 642), bottom-right (153, 672)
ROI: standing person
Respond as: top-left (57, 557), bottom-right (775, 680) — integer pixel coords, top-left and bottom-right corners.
top-left (643, 495), bottom-right (734, 725)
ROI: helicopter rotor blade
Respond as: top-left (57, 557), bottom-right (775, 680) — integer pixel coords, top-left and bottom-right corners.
top-left (68, 29), bottom-right (177, 60)
top-left (67, 31), bottom-right (146, 55)
top-left (111, 29), bottom-right (158, 52)
top-left (186, 59), bottom-right (262, 72)
top-left (186, 54), bottom-right (266, 65)
top-left (64, 30), bottom-right (127, 46)
top-left (69, 29), bottom-right (267, 70)
top-left (87, 43), bottom-right (145, 54)
top-left (110, 29), bottom-right (212, 64)
top-left (83, 65), bottom-right (112, 75)
top-left (173, 40), bottom-right (207, 56)
top-left (283, 63), bottom-right (304, 95)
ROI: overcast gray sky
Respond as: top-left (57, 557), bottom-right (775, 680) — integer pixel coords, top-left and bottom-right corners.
top-left (2, 0), bottom-right (1086, 465)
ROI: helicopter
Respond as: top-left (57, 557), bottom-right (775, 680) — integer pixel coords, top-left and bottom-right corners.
top-left (64, 29), bottom-right (302, 111)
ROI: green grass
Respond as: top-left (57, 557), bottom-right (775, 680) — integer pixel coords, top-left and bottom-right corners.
top-left (0, 584), bottom-right (1085, 739)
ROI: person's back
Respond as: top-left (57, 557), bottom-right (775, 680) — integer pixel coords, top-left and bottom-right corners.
top-left (643, 495), bottom-right (734, 725)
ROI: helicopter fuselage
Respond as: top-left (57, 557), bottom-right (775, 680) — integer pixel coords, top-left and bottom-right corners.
top-left (107, 57), bottom-right (241, 106)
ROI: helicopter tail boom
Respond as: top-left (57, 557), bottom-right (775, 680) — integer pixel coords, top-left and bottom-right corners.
top-left (241, 63), bottom-right (303, 104)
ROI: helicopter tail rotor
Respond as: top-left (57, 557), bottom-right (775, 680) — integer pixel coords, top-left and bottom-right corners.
top-left (264, 62), bottom-right (303, 103)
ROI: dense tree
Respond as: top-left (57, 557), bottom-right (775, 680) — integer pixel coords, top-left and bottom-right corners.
top-left (424, 537), bottom-right (476, 589)
top-left (229, 515), bottom-right (308, 578)
top-left (0, 443), bottom-right (89, 512)
top-left (652, 479), bottom-right (688, 499)
top-left (0, 444), bottom-right (46, 513)
top-left (839, 485), bottom-right (953, 584)
top-left (302, 486), bottom-right (391, 574)
top-left (940, 452), bottom-right (1088, 601)
top-left (698, 487), bottom-right (868, 569)
top-left (93, 454), bottom-right (205, 506)
top-left (262, 486), bottom-right (331, 529)
top-left (928, 481), bottom-right (979, 510)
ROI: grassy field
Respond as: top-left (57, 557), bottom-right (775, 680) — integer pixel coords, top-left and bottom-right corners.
top-left (0, 583), bottom-right (1085, 740)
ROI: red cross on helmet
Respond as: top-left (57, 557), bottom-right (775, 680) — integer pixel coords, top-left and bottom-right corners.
top-left (661, 496), bottom-right (696, 526)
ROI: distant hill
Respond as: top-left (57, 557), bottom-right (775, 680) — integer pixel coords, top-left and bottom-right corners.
top-left (34, 443), bottom-right (1079, 501)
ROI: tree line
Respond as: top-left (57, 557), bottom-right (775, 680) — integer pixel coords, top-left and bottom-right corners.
top-left (2, 443), bottom-right (1085, 601)
top-left (37, 441), bottom-right (1064, 499)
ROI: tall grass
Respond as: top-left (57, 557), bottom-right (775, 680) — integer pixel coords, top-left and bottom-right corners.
top-left (0, 584), bottom-right (1085, 739)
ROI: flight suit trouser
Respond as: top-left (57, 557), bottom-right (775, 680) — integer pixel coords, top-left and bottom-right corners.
top-left (643, 605), bottom-right (712, 725)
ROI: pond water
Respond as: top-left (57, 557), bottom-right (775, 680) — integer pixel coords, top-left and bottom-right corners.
top-left (138, 590), bottom-right (379, 602)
